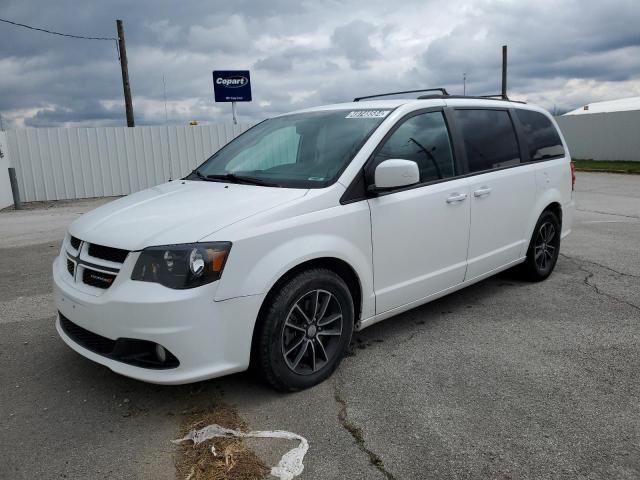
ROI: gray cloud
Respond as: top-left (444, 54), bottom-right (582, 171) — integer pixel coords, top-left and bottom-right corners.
top-left (1, 0), bottom-right (639, 128)
top-left (331, 20), bottom-right (380, 69)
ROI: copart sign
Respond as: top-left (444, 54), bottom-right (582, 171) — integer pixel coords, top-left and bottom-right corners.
top-left (213, 70), bottom-right (252, 102)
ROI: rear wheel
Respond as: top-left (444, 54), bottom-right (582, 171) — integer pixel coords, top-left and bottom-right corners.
top-left (519, 210), bottom-right (561, 281)
top-left (254, 269), bottom-right (354, 392)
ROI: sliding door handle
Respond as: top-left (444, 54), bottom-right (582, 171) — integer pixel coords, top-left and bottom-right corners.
top-left (473, 186), bottom-right (492, 197)
top-left (446, 193), bottom-right (468, 204)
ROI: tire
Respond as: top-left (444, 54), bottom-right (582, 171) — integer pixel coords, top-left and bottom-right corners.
top-left (253, 268), bottom-right (354, 392)
top-left (519, 210), bottom-right (561, 281)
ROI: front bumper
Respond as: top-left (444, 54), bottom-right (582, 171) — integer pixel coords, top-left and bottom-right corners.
top-left (53, 254), bottom-right (264, 385)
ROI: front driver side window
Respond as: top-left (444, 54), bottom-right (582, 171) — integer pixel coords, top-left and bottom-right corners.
top-left (374, 111), bottom-right (455, 183)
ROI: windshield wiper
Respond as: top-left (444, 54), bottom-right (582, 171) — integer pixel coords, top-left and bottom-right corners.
top-left (205, 173), bottom-right (279, 187)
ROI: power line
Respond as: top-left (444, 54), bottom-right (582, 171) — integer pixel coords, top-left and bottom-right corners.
top-left (0, 17), bottom-right (117, 41)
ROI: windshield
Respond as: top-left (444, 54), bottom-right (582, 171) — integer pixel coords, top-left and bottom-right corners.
top-left (191, 109), bottom-right (391, 188)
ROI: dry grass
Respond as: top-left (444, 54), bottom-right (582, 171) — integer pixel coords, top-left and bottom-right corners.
top-left (175, 405), bottom-right (269, 480)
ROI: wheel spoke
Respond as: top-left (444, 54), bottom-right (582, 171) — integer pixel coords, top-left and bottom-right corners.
top-left (316, 292), bottom-right (331, 321)
top-left (315, 337), bottom-right (328, 361)
top-left (294, 303), bottom-right (311, 324)
top-left (285, 336), bottom-right (306, 357)
top-left (546, 225), bottom-right (555, 242)
top-left (291, 340), bottom-right (310, 369)
top-left (318, 313), bottom-right (342, 327)
top-left (309, 339), bottom-right (317, 372)
top-left (534, 246), bottom-right (544, 260)
top-left (318, 329), bottom-right (341, 336)
top-left (285, 321), bottom-right (305, 333)
top-left (312, 290), bottom-right (320, 319)
top-left (546, 244), bottom-right (556, 252)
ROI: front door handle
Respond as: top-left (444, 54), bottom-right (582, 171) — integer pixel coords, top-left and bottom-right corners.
top-left (473, 186), bottom-right (492, 197)
top-left (446, 193), bottom-right (468, 204)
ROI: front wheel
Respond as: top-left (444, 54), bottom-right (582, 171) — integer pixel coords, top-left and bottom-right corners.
top-left (519, 210), bottom-right (561, 281)
top-left (253, 269), bottom-right (354, 392)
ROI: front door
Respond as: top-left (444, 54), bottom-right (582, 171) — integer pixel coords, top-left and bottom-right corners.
top-left (367, 110), bottom-right (471, 314)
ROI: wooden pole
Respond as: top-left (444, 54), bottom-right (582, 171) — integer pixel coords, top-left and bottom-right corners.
top-left (8, 167), bottom-right (22, 210)
top-left (117, 20), bottom-right (135, 127)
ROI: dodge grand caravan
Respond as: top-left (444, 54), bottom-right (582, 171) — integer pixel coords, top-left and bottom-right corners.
top-left (53, 90), bottom-right (574, 391)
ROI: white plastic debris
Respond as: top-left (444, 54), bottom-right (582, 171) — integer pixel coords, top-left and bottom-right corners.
top-left (173, 424), bottom-right (309, 480)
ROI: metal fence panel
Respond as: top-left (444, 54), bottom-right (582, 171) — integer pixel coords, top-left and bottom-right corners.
top-left (0, 131), bottom-right (14, 209)
top-left (6, 122), bottom-right (254, 202)
top-left (555, 111), bottom-right (640, 161)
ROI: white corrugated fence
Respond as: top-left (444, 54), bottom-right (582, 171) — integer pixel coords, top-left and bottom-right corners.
top-left (6, 122), bottom-right (254, 202)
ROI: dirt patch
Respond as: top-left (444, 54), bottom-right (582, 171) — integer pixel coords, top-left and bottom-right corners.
top-left (175, 404), bottom-right (269, 480)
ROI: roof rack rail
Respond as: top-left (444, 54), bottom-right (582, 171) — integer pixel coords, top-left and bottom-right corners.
top-left (479, 94), bottom-right (508, 99)
top-left (354, 88), bottom-right (449, 102)
top-left (415, 93), bottom-right (526, 104)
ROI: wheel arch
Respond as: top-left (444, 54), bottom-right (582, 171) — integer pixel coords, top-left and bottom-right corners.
top-left (257, 257), bottom-right (363, 327)
top-left (522, 189), bottom-right (564, 256)
top-left (544, 201), bottom-right (562, 226)
top-left (249, 256), bottom-right (363, 367)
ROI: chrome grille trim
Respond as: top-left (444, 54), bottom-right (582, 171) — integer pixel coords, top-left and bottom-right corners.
top-left (64, 235), bottom-right (130, 291)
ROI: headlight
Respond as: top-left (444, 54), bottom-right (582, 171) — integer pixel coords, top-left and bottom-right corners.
top-left (131, 242), bottom-right (231, 289)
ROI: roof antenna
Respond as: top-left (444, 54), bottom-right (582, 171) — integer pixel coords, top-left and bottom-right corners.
top-left (501, 45), bottom-right (508, 100)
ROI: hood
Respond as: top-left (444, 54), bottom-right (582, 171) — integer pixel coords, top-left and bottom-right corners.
top-left (69, 180), bottom-right (308, 250)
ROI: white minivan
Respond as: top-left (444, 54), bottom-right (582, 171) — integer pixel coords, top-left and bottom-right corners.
top-left (53, 90), bottom-right (575, 391)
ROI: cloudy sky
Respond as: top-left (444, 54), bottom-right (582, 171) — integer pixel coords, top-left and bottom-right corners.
top-left (1, 0), bottom-right (639, 128)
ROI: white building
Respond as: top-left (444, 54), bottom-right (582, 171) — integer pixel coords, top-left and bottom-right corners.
top-left (564, 96), bottom-right (640, 115)
top-left (554, 96), bottom-right (640, 161)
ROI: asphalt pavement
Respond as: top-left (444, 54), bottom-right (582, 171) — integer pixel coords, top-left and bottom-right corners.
top-left (1, 172), bottom-right (638, 479)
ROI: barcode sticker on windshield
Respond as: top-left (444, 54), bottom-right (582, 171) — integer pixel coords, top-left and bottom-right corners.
top-left (345, 110), bottom-right (391, 119)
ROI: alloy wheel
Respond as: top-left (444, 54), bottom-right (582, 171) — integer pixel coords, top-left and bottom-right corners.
top-left (534, 221), bottom-right (557, 272)
top-left (281, 289), bottom-right (343, 375)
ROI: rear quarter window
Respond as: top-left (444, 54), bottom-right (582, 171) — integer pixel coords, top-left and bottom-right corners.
top-left (514, 109), bottom-right (565, 161)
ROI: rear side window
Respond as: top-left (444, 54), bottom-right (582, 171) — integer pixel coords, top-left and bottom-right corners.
top-left (514, 109), bottom-right (565, 161)
top-left (454, 109), bottom-right (520, 173)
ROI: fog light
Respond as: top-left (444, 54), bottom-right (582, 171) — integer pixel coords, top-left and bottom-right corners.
top-left (155, 344), bottom-right (167, 363)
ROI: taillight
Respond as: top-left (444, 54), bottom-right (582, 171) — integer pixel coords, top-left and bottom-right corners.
top-left (570, 161), bottom-right (576, 191)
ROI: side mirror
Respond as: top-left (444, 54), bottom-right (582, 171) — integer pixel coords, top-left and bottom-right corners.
top-left (371, 159), bottom-right (420, 190)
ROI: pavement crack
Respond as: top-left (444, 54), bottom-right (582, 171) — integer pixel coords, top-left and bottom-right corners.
top-left (333, 383), bottom-right (397, 480)
top-left (575, 208), bottom-right (639, 220)
top-left (560, 253), bottom-right (640, 279)
top-left (576, 264), bottom-right (640, 313)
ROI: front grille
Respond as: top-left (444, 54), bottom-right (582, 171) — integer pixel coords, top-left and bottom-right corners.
top-left (70, 236), bottom-right (82, 250)
top-left (65, 233), bottom-right (126, 292)
top-left (88, 243), bottom-right (129, 264)
top-left (82, 269), bottom-right (116, 289)
top-left (59, 313), bottom-right (179, 369)
top-left (66, 259), bottom-right (75, 276)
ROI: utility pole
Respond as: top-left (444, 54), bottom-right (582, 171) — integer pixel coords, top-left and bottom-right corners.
top-left (501, 45), bottom-right (508, 100)
top-left (463, 73), bottom-right (467, 96)
top-left (116, 20), bottom-right (135, 127)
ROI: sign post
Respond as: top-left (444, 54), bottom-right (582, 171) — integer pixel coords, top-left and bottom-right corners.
top-left (212, 70), bottom-right (252, 125)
